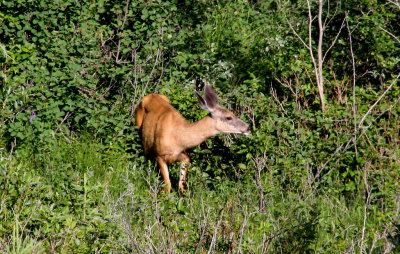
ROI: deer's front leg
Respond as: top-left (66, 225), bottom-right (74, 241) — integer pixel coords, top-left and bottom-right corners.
top-left (156, 156), bottom-right (171, 193)
top-left (178, 153), bottom-right (190, 193)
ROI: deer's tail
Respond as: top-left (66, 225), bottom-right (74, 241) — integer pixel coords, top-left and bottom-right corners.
top-left (135, 94), bottom-right (170, 128)
top-left (135, 100), bottom-right (145, 128)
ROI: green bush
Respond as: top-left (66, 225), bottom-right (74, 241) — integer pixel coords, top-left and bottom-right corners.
top-left (1, 0), bottom-right (399, 252)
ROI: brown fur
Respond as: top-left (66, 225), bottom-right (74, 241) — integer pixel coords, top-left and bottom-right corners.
top-left (135, 86), bottom-right (250, 193)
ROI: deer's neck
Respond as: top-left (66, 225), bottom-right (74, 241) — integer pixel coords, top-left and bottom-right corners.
top-left (179, 116), bottom-right (218, 149)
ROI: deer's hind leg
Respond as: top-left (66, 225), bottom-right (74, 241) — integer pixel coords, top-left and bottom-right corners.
top-left (156, 156), bottom-right (171, 193)
top-left (177, 153), bottom-right (190, 193)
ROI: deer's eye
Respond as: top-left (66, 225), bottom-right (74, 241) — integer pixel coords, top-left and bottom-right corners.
top-left (226, 116), bottom-right (233, 121)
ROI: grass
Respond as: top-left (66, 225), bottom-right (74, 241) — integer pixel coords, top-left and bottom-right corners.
top-left (0, 137), bottom-right (398, 253)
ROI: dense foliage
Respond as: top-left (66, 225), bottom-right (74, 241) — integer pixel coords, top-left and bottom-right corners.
top-left (1, 0), bottom-right (399, 252)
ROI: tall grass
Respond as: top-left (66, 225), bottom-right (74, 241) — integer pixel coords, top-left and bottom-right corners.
top-left (1, 137), bottom-right (398, 253)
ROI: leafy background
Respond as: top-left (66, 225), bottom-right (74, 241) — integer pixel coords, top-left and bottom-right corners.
top-left (1, 0), bottom-right (399, 252)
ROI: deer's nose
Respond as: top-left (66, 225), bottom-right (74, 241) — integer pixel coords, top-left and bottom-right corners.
top-left (244, 124), bottom-right (251, 134)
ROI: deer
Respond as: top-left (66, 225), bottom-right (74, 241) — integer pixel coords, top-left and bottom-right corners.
top-left (135, 85), bottom-right (250, 193)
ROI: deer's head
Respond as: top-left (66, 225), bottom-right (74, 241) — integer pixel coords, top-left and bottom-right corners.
top-left (196, 86), bottom-right (251, 136)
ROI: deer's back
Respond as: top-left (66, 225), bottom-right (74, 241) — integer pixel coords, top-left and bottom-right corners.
top-left (138, 94), bottom-right (186, 156)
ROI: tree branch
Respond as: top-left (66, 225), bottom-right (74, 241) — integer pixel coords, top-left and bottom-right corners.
top-left (358, 72), bottom-right (400, 128)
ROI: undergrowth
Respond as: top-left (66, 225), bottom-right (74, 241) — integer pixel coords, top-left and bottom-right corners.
top-left (1, 135), bottom-right (399, 253)
top-left (1, 0), bottom-right (400, 253)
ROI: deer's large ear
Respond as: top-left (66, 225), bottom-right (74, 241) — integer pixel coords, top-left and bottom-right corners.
top-left (204, 85), bottom-right (218, 109)
top-left (196, 92), bottom-right (209, 111)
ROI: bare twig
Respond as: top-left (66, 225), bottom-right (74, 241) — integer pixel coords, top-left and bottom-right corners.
top-left (346, 13), bottom-right (359, 162)
top-left (285, 0), bottom-right (338, 111)
top-left (387, 0), bottom-right (400, 9)
top-left (285, 17), bottom-right (310, 50)
top-left (115, 0), bottom-right (130, 64)
top-left (316, 0), bottom-right (326, 111)
top-left (306, 0), bottom-right (319, 87)
top-left (310, 70), bottom-right (400, 194)
top-left (195, 196), bottom-right (210, 253)
top-left (379, 26), bottom-right (400, 45)
top-left (322, 17), bottom-right (346, 63)
top-left (237, 211), bottom-right (258, 254)
top-left (312, 141), bottom-right (347, 183)
top-left (207, 206), bottom-right (225, 254)
top-left (305, 0), bottom-right (326, 111)
top-left (358, 72), bottom-right (400, 129)
top-left (119, 0), bottom-right (130, 31)
top-left (360, 162), bottom-right (372, 252)
top-left (270, 87), bottom-right (287, 115)
top-left (366, 95), bottom-right (400, 130)
top-left (253, 154), bottom-right (267, 211)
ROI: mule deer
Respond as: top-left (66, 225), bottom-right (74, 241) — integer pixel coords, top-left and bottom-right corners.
top-left (135, 85), bottom-right (250, 193)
